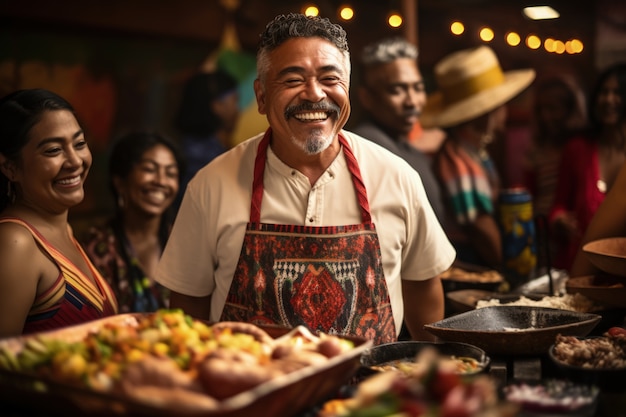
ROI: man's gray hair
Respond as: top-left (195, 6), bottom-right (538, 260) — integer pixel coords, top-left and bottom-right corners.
top-left (256, 13), bottom-right (351, 85)
top-left (360, 37), bottom-right (418, 67)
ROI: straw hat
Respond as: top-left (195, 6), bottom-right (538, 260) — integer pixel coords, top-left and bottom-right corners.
top-left (421, 45), bottom-right (535, 128)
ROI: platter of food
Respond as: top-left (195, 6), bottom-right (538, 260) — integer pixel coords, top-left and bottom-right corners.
top-left (504, 379), bottom-right (599, 416)
top-left (424, 306), bottom-right (602, 356)
top-left (0, 310), bottom-right (372, 417)
top-left (445, 290), bottom-right (550, 314)
top-left (549, 327), bottom-right (626, 392)
top-left (566, 275), bottom-right (626, 309)
top-left (439, 261), bottom-right (506, 293)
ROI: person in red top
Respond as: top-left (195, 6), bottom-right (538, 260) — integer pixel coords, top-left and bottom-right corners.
top-left (0, 89), bottom-right (118, 337)
top-left (549, 63), bottom-right (626, 270)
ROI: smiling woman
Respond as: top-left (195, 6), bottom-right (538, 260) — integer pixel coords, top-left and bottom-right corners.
top-left (80, 131), bottom-right (185, 313)
top-left (0, 88), bottom-right (119, 337)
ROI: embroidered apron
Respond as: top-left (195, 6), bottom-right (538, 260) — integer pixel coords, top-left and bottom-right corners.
top-left (220, 130), bottom-right (396, 345)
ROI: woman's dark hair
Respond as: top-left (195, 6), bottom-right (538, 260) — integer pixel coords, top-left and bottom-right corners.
top-left (588, 63), bottom-right (626, 133)
top-left (107, 131), bottom-right (186, 249)
top-left (174, 69), bottom-right (238, 137)
top-left (0, 88), bottom-right (76, 211)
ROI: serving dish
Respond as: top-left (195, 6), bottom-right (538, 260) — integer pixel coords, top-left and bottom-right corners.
top-left (423, 306), bottom-right (602, 356)
top-left (440, 261), bottom-right (506, 293)
top-left (445, 290), bottom-right (545, 314)
top-left (583, 237), bottom-right (626, 278)
top-left (359, 340), bottom-right (490, 377)
top-left (0, 313), bottom-right (371, 417)
top-left (566, 275), bottom-right (626, 309)
top-left (548, 334), bottom-right (626, 393)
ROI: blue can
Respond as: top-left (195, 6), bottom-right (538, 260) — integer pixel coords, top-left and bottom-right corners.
top-left (498, 188), bottom-right (537, 286)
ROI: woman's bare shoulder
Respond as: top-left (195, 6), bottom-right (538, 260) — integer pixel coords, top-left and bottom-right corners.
top-left (0, 221), bottom-right (39, 259)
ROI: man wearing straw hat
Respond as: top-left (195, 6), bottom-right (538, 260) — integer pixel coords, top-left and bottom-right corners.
top-left (422, 45), bottom-right (535, 269)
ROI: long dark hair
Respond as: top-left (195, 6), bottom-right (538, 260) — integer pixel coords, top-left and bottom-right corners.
top-left (0, 89), bottom-right (76, 212)
top-left (588, 63), bottom-right (626, 147)
top-left (107, 131), bottom-right (186, 249)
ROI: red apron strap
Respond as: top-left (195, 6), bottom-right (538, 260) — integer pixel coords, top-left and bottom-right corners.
top-left (250, 130), bottom-right (372, 224)
top-left (338, 133), bottom-right (372, 224)
top-left (250, 129), bottom-right (272, 223)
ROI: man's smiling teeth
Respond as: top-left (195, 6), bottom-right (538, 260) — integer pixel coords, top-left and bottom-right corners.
top-left (294, 112), bottom-right (328, 121)
top-left (56, 176), bottom-right (81, 185)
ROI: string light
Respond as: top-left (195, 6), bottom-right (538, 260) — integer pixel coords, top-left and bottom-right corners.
top-left (302, 5), bottom-right (319, 17)
top-left (388, 12), bottom-right (403, 28)
top-left (479, 27), bottom-right (494, 42)
top-left (506, 31), bottom-right (521, 46)
top-left (526, 34), bottom-right (542, 50)
top-left (450, 21), bottom-right (465, 35)
top-left (298, 4), bottom-right (583, 55)
top-left (339, 5), bottom-right (354, 21)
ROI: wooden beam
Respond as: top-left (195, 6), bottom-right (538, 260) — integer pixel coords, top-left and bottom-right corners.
top-left (402, 0), bottom-right (418, 46)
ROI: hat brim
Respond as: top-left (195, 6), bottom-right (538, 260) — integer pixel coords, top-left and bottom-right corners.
top-left (421, 69), bottom-right (536, 129)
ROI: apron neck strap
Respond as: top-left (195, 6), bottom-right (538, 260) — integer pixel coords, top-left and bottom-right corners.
top-left (250, 129), bottom-right (372, 224)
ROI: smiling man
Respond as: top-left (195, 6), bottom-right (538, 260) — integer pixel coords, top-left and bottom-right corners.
top-left (155, 13), bottom-right (455, 344)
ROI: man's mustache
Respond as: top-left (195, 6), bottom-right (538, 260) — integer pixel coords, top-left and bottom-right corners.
top-left (285, 102), bottom-right (341, 119)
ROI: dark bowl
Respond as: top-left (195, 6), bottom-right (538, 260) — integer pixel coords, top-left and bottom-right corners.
top-left (424, 306), bottom-right (602, 356)
top-left (359, 340), bottom-right (490, 377)
top-left (548, 337), bottom-right (626, 393)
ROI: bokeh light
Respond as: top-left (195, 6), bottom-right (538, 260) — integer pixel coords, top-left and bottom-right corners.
top-left (339, 6), bottom-right (354, 21)
top-left (570, 39), bottom-right (584, 53)
top-left (450, 21), bottom-right (465, 35)
top-left (506, 31), bottom-right (521, 46)
top-left (388, 13), bottom-right (403, 28)
top-left (303, 6), bottom-right (319, 17)
top-left (479, 27), bottom-right (494, 42)
top-left (526, 34), bottom-right (541, 49)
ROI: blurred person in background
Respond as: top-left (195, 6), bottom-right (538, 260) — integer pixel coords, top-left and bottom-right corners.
top-left (524, 74), bottom-right (588, 218)
top-left (423, 45), bottom-right (535, 269)
top-left (570, 161), bottom-right (626, 277)
top-left (0, 89), bottom-right (118, 337)
top-left (82, 131), bottom-right (185, 313)
top-left (549, 63), bottom-right (626, 270)
top-left (353, 37), bottom-right (446, 225)
top-left (175, 68), bottom-right (239, 202)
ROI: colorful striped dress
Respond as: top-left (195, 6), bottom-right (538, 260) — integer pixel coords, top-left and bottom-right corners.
top-left (0, 218), bottom-right (119, 334)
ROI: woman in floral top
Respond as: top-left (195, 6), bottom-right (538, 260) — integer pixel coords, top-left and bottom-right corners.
top-left (82, 132), bottom-right (185, 313)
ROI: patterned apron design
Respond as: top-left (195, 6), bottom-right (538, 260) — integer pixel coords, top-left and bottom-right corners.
top-left (220, 130), bottom-right (396, 345)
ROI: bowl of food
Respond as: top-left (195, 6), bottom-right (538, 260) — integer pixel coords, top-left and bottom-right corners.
top-left (440, 261), bottom-right (506, 293)
top-left (424, 306), bottom-right (602, 356)
top-left (566, 275), bottom-right (626, 309)
top-left (504, 379), bottom-right (599, 416)
top-left (583, 237), bottom-right (626, 278)
top-left (548, 327), bottom-right (626, 393)
top-left (359, 341), bottom-right (490, 378)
